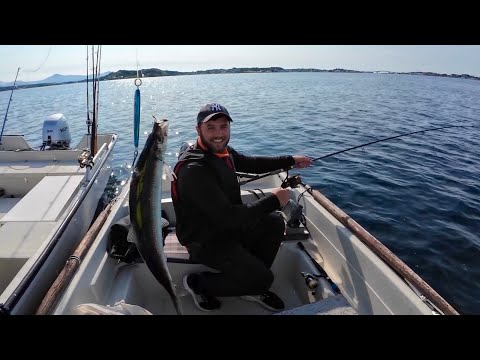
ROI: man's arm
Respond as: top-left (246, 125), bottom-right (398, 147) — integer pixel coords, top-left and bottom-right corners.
top-left (231, 149), bottom-right (312, 173)
top-left (230, 148), bottom-right (295, 174)
top-left (177, 162), bottom-right (281, 232)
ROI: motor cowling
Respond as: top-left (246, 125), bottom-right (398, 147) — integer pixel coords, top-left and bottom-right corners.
top-left (42, 113), bottom-right (71, 149)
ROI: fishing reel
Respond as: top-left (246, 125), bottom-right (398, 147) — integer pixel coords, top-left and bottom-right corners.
top-left (281, 198), bottom-right (303, 228)
top-left (78, 149), bottom-right (94, 169)
top-left (279, 174), bottom-right (304, 228)
top-left (281, 174), bottom-right (302, 189)
top-left (301, 272), bottom-right (319, 293)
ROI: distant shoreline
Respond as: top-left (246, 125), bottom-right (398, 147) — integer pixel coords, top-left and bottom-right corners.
top-left (1, 67), bottom-right (478, 92)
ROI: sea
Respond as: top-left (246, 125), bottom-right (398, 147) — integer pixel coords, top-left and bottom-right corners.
top-left (1, 72), bottom-right (479, 314)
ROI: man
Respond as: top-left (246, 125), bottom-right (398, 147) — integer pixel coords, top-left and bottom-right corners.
top-left (172, 103), bottom-right (312, 312)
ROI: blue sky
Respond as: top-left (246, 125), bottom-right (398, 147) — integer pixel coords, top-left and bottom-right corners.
top-left (0, 45), bottom-right (479, 82)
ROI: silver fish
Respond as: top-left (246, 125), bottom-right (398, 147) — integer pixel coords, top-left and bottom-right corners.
top-left (129, 117), bottom-right (183, 315)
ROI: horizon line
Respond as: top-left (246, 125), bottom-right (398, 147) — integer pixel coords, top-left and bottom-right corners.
top-left (1, 65), bottom-right (479, 85)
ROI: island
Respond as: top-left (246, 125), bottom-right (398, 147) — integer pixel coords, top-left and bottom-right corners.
top-left (1, 67), bottom-right (478, 92)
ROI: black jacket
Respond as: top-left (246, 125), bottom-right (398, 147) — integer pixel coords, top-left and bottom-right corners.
top-left (172, 143), bottom-right (295, 249)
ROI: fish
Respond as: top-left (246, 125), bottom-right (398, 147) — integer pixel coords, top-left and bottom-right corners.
top-left (128, 117), bottom-right (183, 315)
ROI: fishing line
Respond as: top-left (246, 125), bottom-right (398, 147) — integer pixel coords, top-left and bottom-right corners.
top-left (14, 46), bottom-right (52, 89)
top-left (238, 124), bottom-right (476, 185)
top-left (28, 46), bottom-right (52, 73)
top-left (310, 124), bottom-right (475, 162)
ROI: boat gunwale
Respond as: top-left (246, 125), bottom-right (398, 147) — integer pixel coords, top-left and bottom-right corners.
top-left (303, 184), bottom-right (459, 315)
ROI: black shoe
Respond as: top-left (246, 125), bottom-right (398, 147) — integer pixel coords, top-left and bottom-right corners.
top-left (241, 291), bottom-right (285, 311)
top-left (183, 273), bottom-right (221, 312)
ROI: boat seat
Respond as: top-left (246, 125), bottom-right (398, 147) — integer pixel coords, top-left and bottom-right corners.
top-left (0, 175), bottom-right (84, 224)
top-left (107, 219), bottom-right (196, 264)
top-left (163, 226), bottom-right (308, 263)
top-left (111, 222), bottom-right (306, 265)
top-left (164, 229), bottom-right (197, 264)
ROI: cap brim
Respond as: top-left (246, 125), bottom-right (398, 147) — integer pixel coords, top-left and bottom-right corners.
top-left (201, 112), bottom-right (233, 123)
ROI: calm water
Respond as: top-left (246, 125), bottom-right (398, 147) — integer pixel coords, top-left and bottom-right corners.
top-left (2, 72), bottom-right (479, 314)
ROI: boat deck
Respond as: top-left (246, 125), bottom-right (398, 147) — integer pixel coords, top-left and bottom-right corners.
top-left (58, 204), bottom-right (351, 316)
top-left (50, 166), bottom-right (448, 316)
top-left (0, 175), bottom-right (84, 294)
top-left (74, 240), bottom-right (352, 315)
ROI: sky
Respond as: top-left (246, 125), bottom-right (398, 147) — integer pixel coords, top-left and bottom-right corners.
top-left (0, 45), bottom-right (479, 82)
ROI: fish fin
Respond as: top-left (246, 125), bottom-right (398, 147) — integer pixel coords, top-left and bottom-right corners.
top-left (163, 163), bottom-right (176, 181)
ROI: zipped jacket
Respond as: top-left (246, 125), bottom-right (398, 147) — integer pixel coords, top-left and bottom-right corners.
top-left (172, 142), bottom-right (295, 248)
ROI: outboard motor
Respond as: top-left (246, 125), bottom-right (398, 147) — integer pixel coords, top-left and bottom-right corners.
top-left (42, 113), bottom-right (71, 149)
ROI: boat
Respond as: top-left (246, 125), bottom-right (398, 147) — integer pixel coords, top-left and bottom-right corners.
top-left (48, 132), bottom-right (459, 315)
top-left (0, 47), bottom-right (118, 315)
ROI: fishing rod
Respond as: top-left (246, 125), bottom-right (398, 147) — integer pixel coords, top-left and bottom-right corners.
top-left (238, 124), bottom-right (475, 185)
top-left (0, 67), bottom-right (21, 145)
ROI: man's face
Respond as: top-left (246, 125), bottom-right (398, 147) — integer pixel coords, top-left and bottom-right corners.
top-left (196, 116), bottom-right (231, 153)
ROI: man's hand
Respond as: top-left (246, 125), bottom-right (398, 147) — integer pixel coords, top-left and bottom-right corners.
top-left (292, 155), bottom-right (313, 169)
top-left (271, 188), bottom-right (290, 207)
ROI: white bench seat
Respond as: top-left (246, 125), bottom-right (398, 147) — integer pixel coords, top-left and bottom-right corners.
top-left (0, 175), bottom-right (84, 223)
top-left (0, 161), bottom-right (85, 176)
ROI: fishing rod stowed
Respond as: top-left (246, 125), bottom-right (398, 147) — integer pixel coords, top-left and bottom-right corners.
top-left (238, 124), bottom-right (475, 185)
top-left (86, 45), bottom-right (91, 136)
top-left (78, 46), bottom-right (101, 171)
top-left (90, 45), bottom-right (102, 158)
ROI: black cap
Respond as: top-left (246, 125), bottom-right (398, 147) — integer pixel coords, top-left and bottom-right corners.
top-left (197, 103), bottom-right (233, 125)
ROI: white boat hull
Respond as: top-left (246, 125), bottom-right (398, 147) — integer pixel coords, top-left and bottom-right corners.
top-left (50, 169), bottom-right (456, 315)
top-left (0, 133), bottom-right (117, 314)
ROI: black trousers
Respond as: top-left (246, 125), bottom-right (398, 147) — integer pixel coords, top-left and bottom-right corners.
top-left (189, 212), bottom-right (285, 297)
